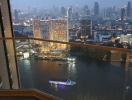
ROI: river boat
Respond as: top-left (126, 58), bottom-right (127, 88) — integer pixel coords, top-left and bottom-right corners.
top-left (49, 80), bottom-right (76, 86)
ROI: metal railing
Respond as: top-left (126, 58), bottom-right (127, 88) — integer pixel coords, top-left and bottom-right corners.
top-left (0, 37), bottom-right (130, 53)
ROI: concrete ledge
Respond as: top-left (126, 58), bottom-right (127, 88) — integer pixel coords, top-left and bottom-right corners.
top-left (0, 89), bottom-right (62, 100)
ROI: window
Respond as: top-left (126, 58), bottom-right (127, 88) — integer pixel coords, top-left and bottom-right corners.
top-left (9, 0), bottom-right (132, 100)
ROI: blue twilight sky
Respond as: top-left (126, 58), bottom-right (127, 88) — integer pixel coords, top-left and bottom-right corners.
top-left (11, 0), bottom-right (132, 10)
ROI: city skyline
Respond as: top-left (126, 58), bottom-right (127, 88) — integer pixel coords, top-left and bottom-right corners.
top-left (0, 1), bottom-right (132, 100)
top-left (11, 0), bottom-right (132, 10)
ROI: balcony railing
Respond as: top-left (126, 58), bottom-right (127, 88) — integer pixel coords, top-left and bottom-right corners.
top-left (0, 37), bottom-right (131, 100)
top-left (0, 37), bottom-right (131, 62)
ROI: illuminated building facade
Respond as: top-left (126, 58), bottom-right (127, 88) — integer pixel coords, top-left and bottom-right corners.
top-left (33, 19), bottom-right (51, 39)
top-left (40, 20), bottom-right (50, 40)
top-left (33, 18), bottom-right (68, 51)
top-left (33, 19), bottom-right (41, 39)
top-left (50, 19), bottom-right (68, 50)
top-left (50, 19), bottom-right (68, 42)
top-left (39, 20), bottom-right (51, 53)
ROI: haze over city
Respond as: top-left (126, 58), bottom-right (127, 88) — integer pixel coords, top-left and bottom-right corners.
top-left (11, 0), bottom-right (132, 10)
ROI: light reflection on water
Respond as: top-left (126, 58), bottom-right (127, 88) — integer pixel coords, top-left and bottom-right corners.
top-left (67, 62), bottom-right (77, 78)
top-left (18, 58), bottom-right (132, 100)
top-left (50, 83), bottom-right (67, 92)
top-left (23, 59), bottom-right (31, 70)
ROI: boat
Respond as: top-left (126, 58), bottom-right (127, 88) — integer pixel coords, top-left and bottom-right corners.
top-left (49, 80), bottom-right (76, 86)
top-left (67, 57), bottom-right (76, 64)
top-left (67, 57), bottom-right (76, 62)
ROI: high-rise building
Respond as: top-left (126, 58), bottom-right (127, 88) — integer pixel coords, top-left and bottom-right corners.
top-left (121, 8), bottom-right (126, 21)
top-left (50, 19), bottom-right (68, 41)
top-left (67, 7), bottom-right (78, 30)
top-left (105, 7), bottom-right (114, 19)
top-left (33, 18), bottom-right (68, 50)
top-left (40, 20), bottom-right (50, 40)
top-left (67, 7), bottom-right (72, 29)
top-left (33, 19), bottom-right (41, 39)
top-left (78, 17), bottom-right (92, 40)
top-left (94, 2), bottom-right (99, 16)
top-left (67, 7), bottom-right (73, 19)
top-left (33, 19), bottom-right (68, 41)
top-left (50, 19), bottom-right (68, 50)
top-left (127, 1), bottom-right (131, 18)
top-left (60, 6), bottom-right (66, 17)
top-left (33, 19), bottom-right (42, 44)
top-left (14, 9), bottom-right (19, 23)
top-left (82, 5), bottom-right (90, 16)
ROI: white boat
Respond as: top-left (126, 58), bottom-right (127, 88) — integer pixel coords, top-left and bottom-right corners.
top-left (67, 57), bottom-right (76, 64)
top-left (67, 57), bottom-right (76, 62)
top-left (49, 80), bottom-right (76, 86)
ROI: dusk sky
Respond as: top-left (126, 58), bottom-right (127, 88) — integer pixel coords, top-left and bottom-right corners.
top-left (11, 0), bottom-right (132, 10)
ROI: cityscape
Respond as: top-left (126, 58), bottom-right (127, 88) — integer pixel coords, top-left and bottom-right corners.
top-left (12, 1), bottom-right (132, 49)
top-left (0, 0), bottom-right (132, 100)
top-left (11, 0), bottom-right (132, 99)
top-left (11, 0), bottom-right (132, 62)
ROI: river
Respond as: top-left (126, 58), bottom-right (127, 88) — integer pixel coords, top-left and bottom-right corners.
top-left (18, 57), bottom-right (132, 100)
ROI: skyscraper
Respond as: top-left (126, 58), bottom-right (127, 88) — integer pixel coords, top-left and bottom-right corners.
top-left (33, 19), bottom-right (41, 39)
top-left (121, 8), bottom-right (126, 21)
top-left (33, 18), bottom-right (68, 50)
top-left (94, 2), bottom-right (99, 16)
top-left (78, 17), bottom-right (92, 40)
top-left (60, 6), bottom-right (66, 17)
top-left (67, 7), bottom-right (73, 29)
top-left (50, 19), bottom-right (68, 42)
top-left (40, 20), bottom-right (50, 40)
top-left (14, 9), bottom-right (19, 22)
top-left (50, 19), bottom-right (68, 50)
top-left (33, 18), bottom-right (43, 45)
top-left (83, 5), bottom-right (90, 16)
top-left (67, 7), bottom-right (73, 19)
top-left (127, 1), bottom-right (131, 18)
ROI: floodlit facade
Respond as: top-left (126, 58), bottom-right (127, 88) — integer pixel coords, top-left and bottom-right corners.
top-left (50, 19), bottom-right (68, 42)
top-left (33, 19), bottom-right (41, 38)
top-left (50, 19), bottom-right (68, 50)
top-left (33, 18), bottom-right (68, 51)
